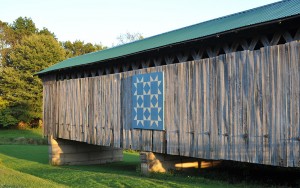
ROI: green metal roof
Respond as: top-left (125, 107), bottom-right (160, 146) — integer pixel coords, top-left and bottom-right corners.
top-left (38, 0), bottom-right (300, 75)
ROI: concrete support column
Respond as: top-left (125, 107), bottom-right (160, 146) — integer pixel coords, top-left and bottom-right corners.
top-left (49, 136), bottom-right (123, 165)
top-left (140, 152), bottom-right (220, 174)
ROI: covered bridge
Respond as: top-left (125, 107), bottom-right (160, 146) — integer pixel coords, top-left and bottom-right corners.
top-left (38, 0), bottom-right (300, 169)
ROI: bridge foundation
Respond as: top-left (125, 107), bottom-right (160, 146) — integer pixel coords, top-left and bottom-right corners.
top-left (140, 152), bottom-right (220, 174)
top-left (49, 136), bottom-right (123, 165)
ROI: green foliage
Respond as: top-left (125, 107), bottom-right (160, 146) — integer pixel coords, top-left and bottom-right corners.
top-left (38, 27), bottom-right (56, 39)
top-left (8, 34), bottom-right (65, 72)
top-left (10, 17), bottom-right (37, 44)
top-left (0, 21), bottom-right (10, 50)
top-left (0, 34), bottom-right (65, 126)
top-left (62, 40), bottom-right (106, 58)
top-left (0, 17), bottom-right (106, 128)
top-left (0, 21), bottom-right (13, 65)
top-left (0, 17), bottom-right (66, 127)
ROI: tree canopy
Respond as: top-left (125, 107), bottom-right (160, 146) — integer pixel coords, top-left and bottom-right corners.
top-left (0, 17), bottom-right (105, 128)
top-left (62, 40), bottom-right (106, 58)
top-left (0, 33), bottom-right (66, 127)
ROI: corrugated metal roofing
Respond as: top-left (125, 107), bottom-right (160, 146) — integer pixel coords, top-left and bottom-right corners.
top-left (37, 0), bottom-right (300, 75)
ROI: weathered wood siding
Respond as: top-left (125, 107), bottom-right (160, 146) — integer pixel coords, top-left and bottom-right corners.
top-left (43, 41), bottom-right (300, 167)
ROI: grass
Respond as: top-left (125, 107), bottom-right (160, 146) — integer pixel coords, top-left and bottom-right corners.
top-left (0, 145), bottom-right (236, 188)
top-left (1, 128), bottom-right (300, 187)
top-left (0, 128), bottom-right (47, 145)
top-left (0, 164), bottom-right (66, 188)
top-left (0, 128), bottom-right (43, 139)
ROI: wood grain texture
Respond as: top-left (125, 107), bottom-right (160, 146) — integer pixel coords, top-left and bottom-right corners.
top-left (43, 41), bottom-right (300, 167)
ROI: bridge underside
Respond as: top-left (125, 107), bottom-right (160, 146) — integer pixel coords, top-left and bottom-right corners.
top-left (49, 136), bottom-right (220, 174)
top-left (49, 136), bottom-right (123, 166)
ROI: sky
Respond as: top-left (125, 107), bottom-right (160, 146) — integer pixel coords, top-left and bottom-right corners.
top-left (0, 0), bottom-right (279, 47)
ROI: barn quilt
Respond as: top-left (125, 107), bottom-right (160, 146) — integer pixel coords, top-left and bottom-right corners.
top-left (132, 72), bottom-right (164, 130)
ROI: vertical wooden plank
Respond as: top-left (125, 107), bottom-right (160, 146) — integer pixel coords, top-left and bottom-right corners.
top-left (122, 71), bottom-right (128, 149)
top-left (95, 77), bottom-right (101, 146)
top-left (74, 78), bottom-right (78, 141)
top-left (262, 46), bottom-right (271, 165)
top-left (54, 81), bottom-right (59, 139)
top-left (188, 61), bottom-right (196, 158)
top-left (280, 44), bottom-right (287, 166)
top-left (78, 78), bottom-right (82, 142)
top-left (209, 57), bottom-right (218, 160)
top-left (273, 45), bottom-right (282, 166)
top-left (165, 64), bottom-right (179, 155)
top-left (63, 80), bottom-right (68, 140)
top-left (240, 50), bottom-right (250, 162)
top-left (269, 45), bottom-right (277, 166)
top-left (92, 77), bottom-right (97, 145)
top-left (67, 80), bottom-right (72, 140)
top-left (223, 54), bottom-right (231, 160)
top-left (233, 51), bottom-right (240, 162)
top-left (247, 50), bottom-right (257, 163)
top-left (178, 62), bottom-right (189, 157)
top-left (282, 43), bottom-right (291, 166)
top-left (104, 76), bottom-right (111, 146)
top-left (228, 52), bottom-right (236, 161)
top-left (253, 50), bottom-right (263, 164)
top-left (89, 77), bottom-right (95, 145)
top-left (70, 79), bottom-right (74, 141)
top-left (61, 80), bottom-right (66, 139)
top-left (99, 76), bottom-right (105, 146)
top-left (115, 73), bottom-right (122, 148)
top-left (236, 51), bottom-right (243, 162)
top-left (42, 84), bottom-right (47, 136)
top-left (290, 41), bottom-right (300, 167)
top-left (217, 55), bottom-right (227, 160)
top-left (203, 58), bottom-right (211, 159)
top-left (185, 61), bottom-right (193, 157)
top-left (193, 60), bottom-right (201, 158)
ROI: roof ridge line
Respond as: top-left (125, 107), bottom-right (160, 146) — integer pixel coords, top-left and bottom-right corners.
top-left (60, 0), bottom-right (285, 63)
top-left (126, 0), bottom-right (284, 43)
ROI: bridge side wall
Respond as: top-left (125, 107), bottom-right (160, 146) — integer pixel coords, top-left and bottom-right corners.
top-left (43, 41), bottom-right (300, 167)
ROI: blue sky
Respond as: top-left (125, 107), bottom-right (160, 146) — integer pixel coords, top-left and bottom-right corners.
top-left (1, 0), bottom-right (279, 46)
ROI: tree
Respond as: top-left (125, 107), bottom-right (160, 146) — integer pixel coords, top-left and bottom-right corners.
top-left (116, 32), bottom-right (143, 45)
top-left (0, 21), bottom-right (13, 66)
top-left (0, 21), bottom-right (10, 50)
top-left (9, 17), bottom-right (37, 45)
top-left (62, 40), bottom-right (106, 58)
top-left (1, 17), bottom-right (40, 67)
top-left (38, 27), bottom-right (56, 39)
top-left (0, 17), bottom-right (106, 127)
top-left (0, 34), bottom-right (65, 127)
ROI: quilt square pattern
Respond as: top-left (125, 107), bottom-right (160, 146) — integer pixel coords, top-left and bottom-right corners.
top-left (132, 72), bottom-right (164, 130)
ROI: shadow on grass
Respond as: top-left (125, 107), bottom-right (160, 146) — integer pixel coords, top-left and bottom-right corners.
top-left (0, 145), bottom-right (49, 164)
top-left (175, 160), bottom-right (300, 187)
top-left (0, 145), bottom-right (215, 188)
top-left (2, 144), bottom-right (300, 187)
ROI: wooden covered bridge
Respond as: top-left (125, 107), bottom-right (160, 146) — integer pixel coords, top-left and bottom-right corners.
top-left (38, 0), bottom-right (300, 170)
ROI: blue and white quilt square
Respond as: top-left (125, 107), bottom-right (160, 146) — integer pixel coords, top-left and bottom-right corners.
top-left (132, 72), bottom-right (164, 130)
